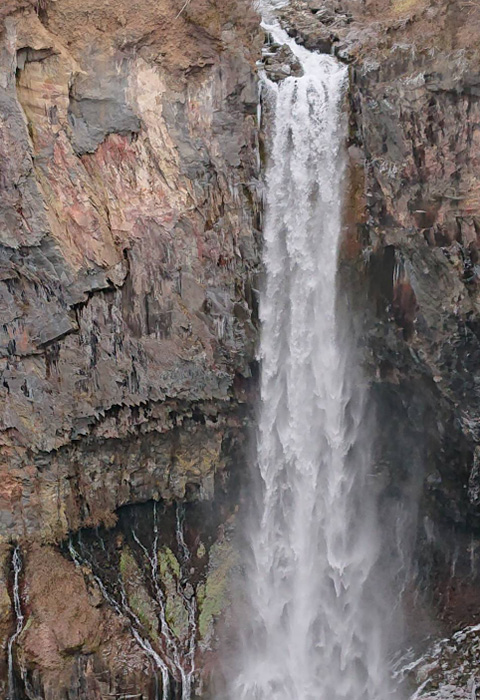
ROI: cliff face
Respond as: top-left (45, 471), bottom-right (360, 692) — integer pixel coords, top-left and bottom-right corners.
top-left (0, 0), bottom-right (261, 540)
top-left (334, 0), bottom-right (480, 642)
top-left (3, 0), bottom-right (480, 696)
top-left (346, 0), bottom-right (480, 637)
top-left (0, 0), bottom-right (261, 696)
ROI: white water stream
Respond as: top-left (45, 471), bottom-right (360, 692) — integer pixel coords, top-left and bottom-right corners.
top-left (69, 503), bottom-right (196, 700)
top-left (229, 19), bottom-right (397, 700)
top-left (7, 546), bottom-right (24, 700)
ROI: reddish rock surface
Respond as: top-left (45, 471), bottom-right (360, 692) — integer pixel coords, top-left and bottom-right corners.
top-left (0, 0), bottom-right (261, 540)
top-left (0, 0), bottom-right (261, 694)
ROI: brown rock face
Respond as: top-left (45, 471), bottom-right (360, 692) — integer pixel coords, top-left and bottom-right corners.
top-left (10, 543), bottom-right (158, 700)
top-left (4, 0), bottom-right (480, 696)
top-left (337, 0), bottom-right (480, 639)
top-left (0, 0), bottom-right (261, 695)
top-left (0, 0), bottom-right (261, 539)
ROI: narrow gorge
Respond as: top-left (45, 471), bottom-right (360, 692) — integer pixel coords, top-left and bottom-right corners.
top-left (1, 0), bottom-right (480, 698)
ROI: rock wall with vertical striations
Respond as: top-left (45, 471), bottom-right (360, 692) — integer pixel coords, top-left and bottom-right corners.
top-left (0, 0), bottom-right (262, 539)
top-left (0, 0), bottom-right (262, 696)
top-left (5, 0), bottom-right (480, 696)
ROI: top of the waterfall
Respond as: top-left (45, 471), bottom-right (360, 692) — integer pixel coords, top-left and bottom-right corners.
top-left (262, 19), bottom-right (347, 82)
top-left (255, 0), bottom-right (289, 19)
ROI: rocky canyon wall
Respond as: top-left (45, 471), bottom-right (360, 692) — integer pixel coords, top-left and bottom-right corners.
top-left (0, 0), bottom-right (261, 696)
top-left (342, 0), bottom-right (480, 637)
top-left (0, 0), bottom-right (261, 540)
top-left (3, 0), bottom-right (480, 697)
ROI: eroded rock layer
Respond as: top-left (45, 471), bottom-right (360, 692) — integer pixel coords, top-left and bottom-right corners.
top-left (0, 0), bottom-right (261, 539)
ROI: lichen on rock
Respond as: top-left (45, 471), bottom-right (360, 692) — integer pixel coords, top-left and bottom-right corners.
top-left (198, 534), bottom-right (239, 645)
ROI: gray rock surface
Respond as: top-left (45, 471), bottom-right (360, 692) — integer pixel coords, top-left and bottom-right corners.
top-left (0, 0), bottom-right (262, 695)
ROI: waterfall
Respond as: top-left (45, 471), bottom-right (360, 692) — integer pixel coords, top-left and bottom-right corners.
top-left (8, 546), bottom-right (24, 700)
top-left (175, 504), bottom-right (197, 700)
top-left (230, 20), bottom-right (397, 700)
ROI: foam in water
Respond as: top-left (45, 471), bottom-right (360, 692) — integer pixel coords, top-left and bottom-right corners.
top-left (229, 21), bottom-right (397, 700)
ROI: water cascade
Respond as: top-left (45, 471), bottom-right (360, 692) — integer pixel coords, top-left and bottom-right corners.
top-left (69, 503), bottom-right (197, 700)
top-left (7, 546), bottom-right (25, 700)
top-left (230, 19), bottom-right (396, 700)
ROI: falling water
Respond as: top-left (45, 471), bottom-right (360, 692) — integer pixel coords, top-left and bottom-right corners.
top-left (8, 546), bottom-right (24, 700)
top-left (175, 504), bottom-right (198, 699)
top-left (69, 502), bottom-right (197, 700)
top-left (230, 20), bottom-right (396, 700)
top-left (69, 535), bottom-right (172, 700)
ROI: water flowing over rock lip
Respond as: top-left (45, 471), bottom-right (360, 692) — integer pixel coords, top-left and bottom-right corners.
top-left (226, 11), bottom-right (400, 699)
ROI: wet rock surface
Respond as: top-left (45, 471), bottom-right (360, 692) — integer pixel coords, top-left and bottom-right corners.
top-left (263, 43), bottom-right (304, 82)
top-left (395, 624), bottom-right (480, 699)
top-left (9, 497), bottom-right (240, 699)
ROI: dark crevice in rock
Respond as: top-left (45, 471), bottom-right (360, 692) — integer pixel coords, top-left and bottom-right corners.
top-left (16, 46), bottom-right (57, 72)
